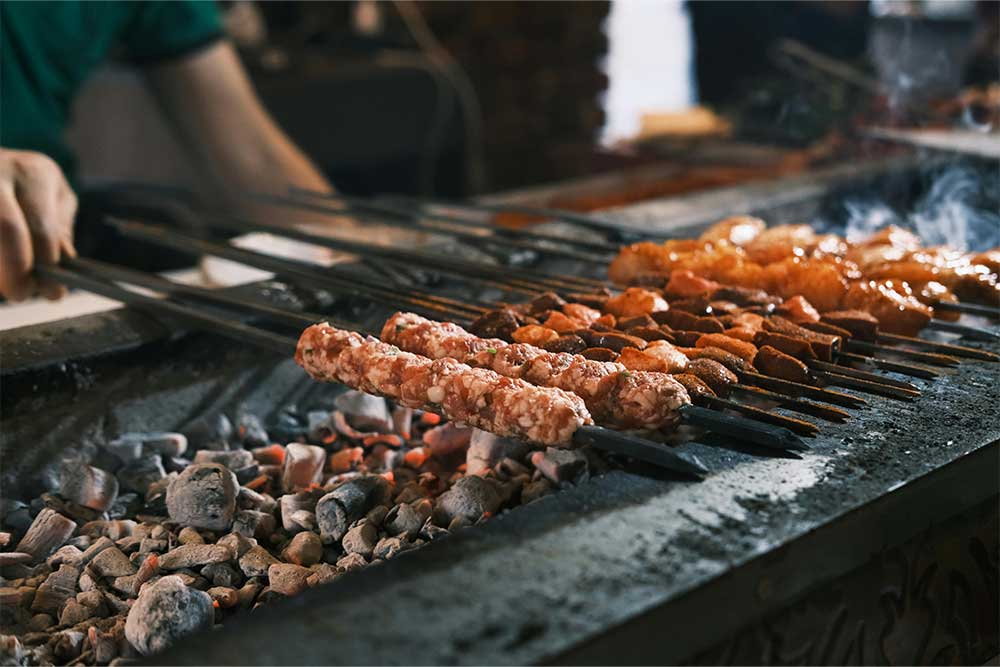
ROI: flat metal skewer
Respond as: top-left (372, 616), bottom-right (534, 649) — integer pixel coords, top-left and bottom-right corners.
top-left (678, 404), bottom-right (809, 452)
top-left (927, 319), bottom-right (1000, 341)
top-left (844, 339), bottom-right (959, 367)
top-left (729, 384), bottom-right (851, 423)
top-left (878, 332), bottom-right (1000, 362)
top-left (934, 301), bottom-right (1000, 320)
top-left (741, 371), bottom-right (867, 408)
top-left (698, 396), bottom-right (819, 438)
top-left (812, 369), bottom-right (919, 401)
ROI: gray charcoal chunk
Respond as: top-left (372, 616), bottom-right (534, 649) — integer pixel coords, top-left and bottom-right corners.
top-left (341, 522), bottom-right (378, 558)
top-left (432, 476), bottom-right (502, 526)
top-left (117, 457), bottom-right (166, 496)
top-left (157, 545), bottom-right (231, 570)
top-left (237, 546), bottom-right (278, 577)
top-left (333, 391), bottom-right (392, 432)
top-left (466, 429), bottom-right (531, 475)
top-left (90, 547), bottom-right (136, 578)
top-left (316, 476), bottom-right (391, 544)
top-left (192, 450), bottom-right (255, 470)
top-left (166, 464), bottom-right (238, 531)
top-left (124, 575), bottom-right (213, 656)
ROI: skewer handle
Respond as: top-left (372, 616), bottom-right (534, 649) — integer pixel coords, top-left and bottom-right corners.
top-left (678, 404), bottom-right (809, 452)
top-left (573, 426), bottom-right (708, 478)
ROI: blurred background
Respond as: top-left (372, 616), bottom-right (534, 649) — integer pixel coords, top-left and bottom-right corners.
top-left (67, 0), bottom-right (1000, 202)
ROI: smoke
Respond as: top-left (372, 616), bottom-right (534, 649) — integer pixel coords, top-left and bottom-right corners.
top-left (834, 162), bottom-right (1000, 252)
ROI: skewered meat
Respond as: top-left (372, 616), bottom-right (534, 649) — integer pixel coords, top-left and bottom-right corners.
top-left (672, 373), bottom-right (716, 400)
top-left (753, 346), bottom-right (812, 385)
top-left (840, 281), bottom-right (931, 335)
top-left (684, 359), bottom-right (737, 396)
top-left (820, 310), bottom-right (879, 342)
top-left (381, 313), bottom-right (691, 431)
top-left (604, 287), bottom-right (669, 318)
top-left (752, 331), bottom-right (817, 361)
top-left (698, 216), bottom-right (766, 247)
top-left (776, 295), bottom-right (821, 324)
top-left (679, 346), bottom-right (755, 375)
top-left (512, 325), bottom-right (560, 347)
top-left (694, 334), bottom-right (758, 363)
top-left (297, 323), bottom-right (592, 446)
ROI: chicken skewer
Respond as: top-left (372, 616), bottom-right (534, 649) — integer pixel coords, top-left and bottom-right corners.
top-left (379, 312), bottom-right (817, 441)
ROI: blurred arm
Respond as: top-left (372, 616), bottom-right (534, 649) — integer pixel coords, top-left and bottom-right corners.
top-left (144, 42), bottom-right (342, 226)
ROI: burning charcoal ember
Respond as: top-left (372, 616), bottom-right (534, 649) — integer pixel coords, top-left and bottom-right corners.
top-left (331, 412), bottom-right (375, 440)
top-left (207, 586), bottom-right (239, 609)
top-left (402, 447), bottom-right (430, 469)
top-left (521, 479), bottom-right (554, 504)
top-left (281, 444), bottom-right (327, 492)
top-left (113, 432), bottom-right (188, 460)
top-left (59, 464), bottom-right (119, 513)
top-left (231, 511), bottom-right (277, 541)
top-left (334, 391), bottom-right (393, 433)
top-left (182, 414), bottom-right (233, 451)
top-left (217, 533), bottom-right (256, 560)
top-left (466, 429), bottom-right (531, 476)
top-left (90, 547), bottom-right (136, 579)
top-left (251, 444), bottom-right (286, 466)
top-left (279, 491), bottom-right (320, 533)
top-left (112, 554), bottom-right (159, 598)
top-left (124, 575), bottom-right (213, 656)
top-left (266, 563), bottom-right (311, 596)
top-left (530, 448), bottom-right (589, 484)
top-left (30, 564), bottom-right (80, 614)
top-left (328, 447), bottom-right (364, 474)
top-left (447, 516), bottom-right (472, 531)
top-left (392, 406), bottom-right (414, 440)
top-left (115, 457), bottom-right (165, 497)
top-left (305, 563), bottom-right (341, 587)
top-left (336, 552), bottom-right (367, 571)
top-left (166, 464), bottom-right (238, 531)
top-left (341, 521), bottom-right (378, 558)
top-left (192, 449), bottom-right (255, 470)
top-left (422, 424), bottom-right (473, 458)
top-left (384, 504), bottom-right (423, 539)
top-left (373, 536), bottom-right (409, 560)
top-left (315, 476), bottom-right (391, 544)
top-left (237, 546), bottom-right (278, 578)
top-left (236, 412), bottom-right (270, 448)
top-left (281, 532), bottom-right (322, 567)
top-left (432, 476), bottom-right (502, 526)
top-left (177, 527), bottom-right (204, 545)
top-left (158, 545), bottom-right (231, 571)
top-left (16, 509), bottom-right (76, 563)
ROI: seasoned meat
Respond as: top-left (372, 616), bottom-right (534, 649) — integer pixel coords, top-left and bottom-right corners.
top-left (511, 325), bottom-right (560, 347)
top-left (821, 310), bottom-right (879, 341)
top-left (672, 373), bottom-right (717, 400)
top-left (694, 334), bottom-right (758, 363)
top-left (626, 326), bottom-right (673, 342)
top-left (762, 316), bottom-right (840, 360)
top-left (776, 295), bottom-right (821, 323)
top-left (581, 347), bottom-right (618, 362)
top-left (563, 303), bottom-right (602, 325)
top-left (754, 345), bottom-right (811, 384)
top-left (617, 314), bottom-right (657, 330)
top-left (679, 346), bottom-right (754, 374)
top-left (684, 359), bottom-right (737, 396)
top-left (299, 322), bottom-right (592, 445)
top-left (542, 334), bottom-right (588, 354)
top-left (604, 287), bottom-right (669, 317)
top-left (468, 308), bottom-right (521, 340)
top-left (542, 311), bottom-right (585, 333)
top-left (653, 310), bottom-right (725, 334)
top-left (566, 292), bottom-right (611, 310)
top-left (524, 292), bottom-right (567, 316)
top-left (578, 330), bottom-right (648, 353)
top-left (752, 331), bottom-right (817, 361)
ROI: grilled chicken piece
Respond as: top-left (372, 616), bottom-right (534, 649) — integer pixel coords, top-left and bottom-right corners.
top-left (840, 281), bottom-right (931, 336)
top-left (694, 333), bottom-right (758, 363)
top-left (684, 359), bottom-right (737, 396)
top-left (821, 310), bottom-right (879, 341)
top-left (698, 215), bottom-right (766, 246)
top-left (512, 325), bottom-right (560, 347)
top-left (672, 373), bottom-right (717, 400)
top-left (604, 287), bottom-right (669, 318)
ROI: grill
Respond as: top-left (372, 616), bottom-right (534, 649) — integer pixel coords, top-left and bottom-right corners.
top-left (2, 156), bottom-right (997, 665)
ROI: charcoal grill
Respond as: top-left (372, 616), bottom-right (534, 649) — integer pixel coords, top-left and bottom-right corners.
top-left (2, 156), bottom-right (997, 665)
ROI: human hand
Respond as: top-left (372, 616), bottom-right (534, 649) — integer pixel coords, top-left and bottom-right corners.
top-left (0, 148), bottom-right (77, 301)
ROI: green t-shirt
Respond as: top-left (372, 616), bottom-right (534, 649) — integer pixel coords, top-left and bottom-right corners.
top-left (1, 0), bottom-right (223, 179)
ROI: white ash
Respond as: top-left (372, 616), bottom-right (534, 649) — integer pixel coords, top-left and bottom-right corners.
top-left (124, 575), bottom-right (213, 656)
top-left (333, 391), bottom-right (393, 432)
top-left (281, 444), bottom-right (327, 492)
top-left (530, 448), bottom-right (589, 484)
top-left (166, 463), bottom-right (239, 531)
top-left (193, 449), bottom-right (255, 470)
top-left (466, 429), bottom-right (531, 476)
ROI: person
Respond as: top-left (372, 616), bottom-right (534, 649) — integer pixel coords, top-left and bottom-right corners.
top-left (0, 1), bottom-right (335, 302)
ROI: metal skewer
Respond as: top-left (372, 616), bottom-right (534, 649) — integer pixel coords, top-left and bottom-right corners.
top-left (698, 396), bottom-right (819, 438)
top-left (878, 332), bottom-right (1000, 362)
top-left (926, 320), bottom-right (1000, 341)
top-left (933, 301), bottom-right (1000, 320)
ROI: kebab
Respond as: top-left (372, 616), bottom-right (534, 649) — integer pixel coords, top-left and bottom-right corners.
top-left (608, 220), bottom-right (1000, 333)
top-left (379, 312), bottom-right (819, 439)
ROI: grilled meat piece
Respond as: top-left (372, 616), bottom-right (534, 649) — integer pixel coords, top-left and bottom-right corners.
top-left (672, 373), bottom-right (717, 399)
top-left (821, 310), bottom-right (879, 341)
top-left (580, 347), bottom-right (618, 362)
top-left (468, 308), bottom-right (521, 340)
top-left (753, 345), bottom-right (811, 385)
top-left (684, 359), bottom-right (737, 396)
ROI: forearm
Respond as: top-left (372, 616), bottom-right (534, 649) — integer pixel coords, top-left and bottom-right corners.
top-left (145, 42), bottom-right (338, 225)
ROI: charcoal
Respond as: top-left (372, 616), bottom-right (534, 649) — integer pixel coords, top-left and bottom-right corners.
top-left (280, 491), bottom-right (320, 533)
top-left (521, 478), bottom-right (554, 503)
top-left (216, 533), bottom-right (256, 560)
top-left (433, 476), bottom-right (502, 526)
top-left (234, 464), bottom-right (261, 486)
top-left (90, 547), bottom-right (136, 579)
top-left (267, 563), bottom-right (311, 596)
top-left (336, 552), bottom-right (368, 571)
top-left (281, 531), bottom-right (322, 567)
top-left (384, 504), bottom-right (423, 538)
top-left (419, 518), bottom-right (450, 542)
top-left (530, 448), bottom-right (588, 484)
top-left (422, 423), bottom-right (473, 458)
top-left (27, 613), bottom-right (54, 632)
top-left (282, 444), bottom-right (327, 492)
top-left (16, 509), bottom-right (76, 563)
top-left (466, 429), bottom-right (531, 475)
top-left (270, 408), bottom-right (305, 443)
top-left (289, 510), bottom-right (317, 532)
top-left (80, 520), bottom-right (136, 541)
top-left (237, 487), bottom-right (275, 513)
top-left (392, 406), bottom-right (414, 439)
top-left (138, 538), bottom-right (167, 554)
top-left (0, 552), bottom-right (33, 567)
top-left (46, 545), bottom-right (82, 568)
top-left (0, 636), bottom-right (23, 665)
top-left (373, 536), bottom-right (409, 560)
top-left (59, 464), bottom-right (119, 513)
top-left (306, 411), bottom-right (336, 445)
top-left (182, 414), bottom-right (233, 451)
top-left (235, 412), bottom-right (269, 448)
top-left (341, 522), bottom-right (378, 558)
top-left (231, 511), bottom-right (276, 540)
top-left (365, 505), bottom-right (389, 528)
top-left (158, 545), bottom-right (231, 570)
top-left (237, 546), bottom-right (278, 578)
top-left (192, 449), bottom-right (255, 470)
top-left (315, 477), bottom-right (391, 544)
top-left (166, 464), bottom-right (238, 531)
top-left (111, 432), bottom-right (187, 460)
top-left (333, 391), bottom-right (392, 432)
top-left (117, 457), bottom-right (166, 496)
top-left (31, 564), bottom-right (79, 614)
top-left (202, 562), bottom-right (244, 589)
top-left (305, 563), bottom-right (341, 587)
top-left (124, 575), bottom-right (213, 656)
top-left (162, 456), bottom-right (192, 474)
top-left (207, 586), bottom-right (238, 609)
top-left (109, 493), bottom-right (142, 520)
